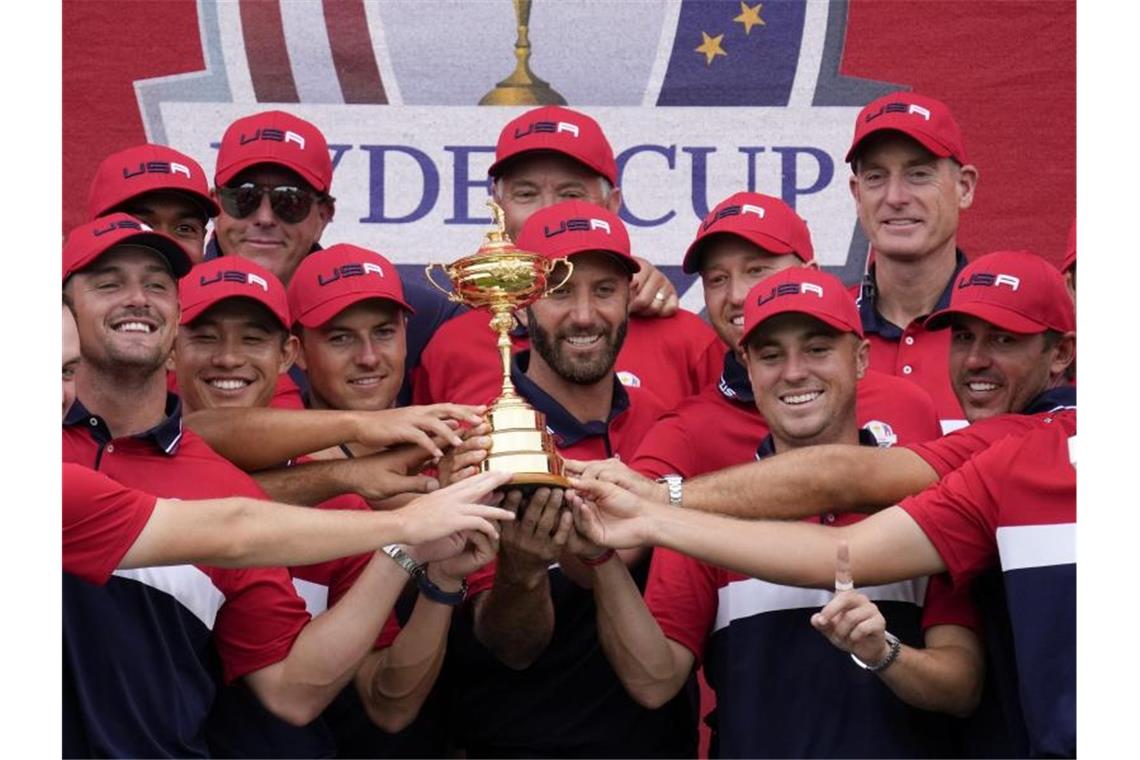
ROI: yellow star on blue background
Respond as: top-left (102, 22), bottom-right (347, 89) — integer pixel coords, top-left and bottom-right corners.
top-left (695, 31), bottom-right (727, 65)
top-left (734, 2), bottom-right (765, 35)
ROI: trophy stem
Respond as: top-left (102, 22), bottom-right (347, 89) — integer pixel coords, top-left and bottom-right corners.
top-left (490, 306), bottom-right (521, 402)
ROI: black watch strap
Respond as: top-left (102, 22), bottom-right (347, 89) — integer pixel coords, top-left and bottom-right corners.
top-left (418, 573), bottom-right (467, 606)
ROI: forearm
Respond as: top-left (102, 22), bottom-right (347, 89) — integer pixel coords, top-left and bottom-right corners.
top-left (355, 571), bottom-right (456, 732)
top-left (648, 506), bottom-right (943, 589)
top-left (877, 628), bottom-right (984, 717)
top-left (474, 560), bottom-right (554, 669)
top-left (185, 407), bottom-right (358, 470)
top-left (683, 445), bottom-right (937, 518)
top-left (591, 556), bottom-right (690, 708)
top-left (254, 460), bottom-right (355, 505)
top-left (246, 553), bottom-right (408, 725)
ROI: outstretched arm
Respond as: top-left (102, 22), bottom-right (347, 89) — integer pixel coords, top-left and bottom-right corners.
top-left (568, 478), bottom-right (946, 589)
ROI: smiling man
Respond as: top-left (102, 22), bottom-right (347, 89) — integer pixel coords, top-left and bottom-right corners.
top-left (847, 92), bottom-right (980, 432)
top-left (577, 267), bottom-right (977, 758)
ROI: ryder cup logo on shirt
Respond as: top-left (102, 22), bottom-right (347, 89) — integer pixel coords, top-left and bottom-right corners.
top-left (956, 272), bottom-right (1021, 292)
top-left (617, 370), bottom-right (642, 388)
top-left (317, 261), bottom-right (386, 286)
top-left (200, 270), bottom-right (270, 292)
top-left (862, 420), bottom-right (897, 448)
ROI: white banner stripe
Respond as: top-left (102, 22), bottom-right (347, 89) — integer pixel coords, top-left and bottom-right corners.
top-left (996, 523), bottom-right (1076, 572)
top-left (713, 575), bottom-right (928, 633)
top-left (112, 564), bottom-right (226, 629)
top-left (788, 0), bottom-right (829, 107)
top-left (642, 0), bottom-right (682, 107)
top-left (363, 1), bottom-right (404, 105)
top-left (216, 0), bottom-right (256, 104)
top-left (280, 0), bottom-right (345, 104)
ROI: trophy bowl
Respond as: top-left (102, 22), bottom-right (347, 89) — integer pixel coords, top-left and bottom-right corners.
top-left (425, 200), bottom-right (574, 492)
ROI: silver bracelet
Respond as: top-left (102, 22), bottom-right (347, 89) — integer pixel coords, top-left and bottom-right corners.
top-left (381, 544), bottom-right (424, 579)
top-left (850, 631), bottom-right (901, 673)
top-left (656, 474), bottom-right (683, 506)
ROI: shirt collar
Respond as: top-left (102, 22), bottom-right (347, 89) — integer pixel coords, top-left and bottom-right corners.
top-left (755, 427), bottom-right (879, 460)
top-left (510, 350), bottom-right (630, 448)
top-left (717, 349), bottom-right (754, 405)
top-left (1022, 384), bottom-right (1077, 416)
top-left (857, 248), bottom-right (969, 338)
top-left (64, 393), bottom-right (185, 455)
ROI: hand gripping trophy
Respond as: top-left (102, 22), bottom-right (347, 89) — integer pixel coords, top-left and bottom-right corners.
top-left (426, 200), bottom-right (573, 490)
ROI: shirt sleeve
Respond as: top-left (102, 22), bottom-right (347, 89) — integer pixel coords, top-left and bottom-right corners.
top-left (642, 548), bottom-right (720, 663)
top-left (905, 415), bottom-right (1027, 478)
top-left (63, 463), bottom-right (157, 585)
top-left (920, 572), bottom-right (981, 632)
top-left (629, 412), bottom-right (699, 479)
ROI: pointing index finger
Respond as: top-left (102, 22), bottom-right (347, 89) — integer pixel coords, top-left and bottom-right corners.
top-left (834, 540), bottom-right (854, 593)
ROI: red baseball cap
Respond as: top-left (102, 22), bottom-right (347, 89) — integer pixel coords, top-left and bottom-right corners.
top-left (739, 267), bottom-right (863, 348)
top-left (87, 143), bottom-right (220, 220)
top-left (63, 213), bottom-right (193, 281)
top-left (515, 200), bottom-right (640, 276)
top-left (287, 244), bottom-right (413, 328)
top-left (179, 256), bottom-right (290, 328)
top-left (487, 106), bottom-right (618, 186)
top-left (1061, 218), bottom-right (1076, 273)
top-left (846, 92), bottom-right (969, 165)
top-left (683, 192), bottom-right (814, 274)
top-left (926, 250), bottom-right (1076, 334)
top-left (215, 110), bottom-right (334, 193)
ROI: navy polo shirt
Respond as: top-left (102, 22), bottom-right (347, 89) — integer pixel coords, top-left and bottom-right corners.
top-left (645, 429), bottom-right (958, 758)
top-left (445, 352), bottom-right (696, 758)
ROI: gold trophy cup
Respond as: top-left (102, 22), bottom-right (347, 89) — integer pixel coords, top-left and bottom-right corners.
top-left (426, 200), bottom-right (573, 489)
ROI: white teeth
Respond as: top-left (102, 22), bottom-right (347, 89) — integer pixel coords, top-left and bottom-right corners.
top-left (350, 377), bottom-right (381, 386)
top-left (114, 321), bottom-right (153, 333)
top-left (566, 335), bottom-right (601, 346)
top-left (782, 391), bottom-right (821, 405)
top-left (209, 379), bottom-right (249, 391)
top-left (731, 316), bottom-right (745, 326)
top-left (968, 381), bottom-right (999, 391)
top-left (885, 219), bottom-right (919, 225)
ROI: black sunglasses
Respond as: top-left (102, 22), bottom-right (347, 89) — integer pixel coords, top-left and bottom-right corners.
top-left (217, 183), bottom-right (322, 224)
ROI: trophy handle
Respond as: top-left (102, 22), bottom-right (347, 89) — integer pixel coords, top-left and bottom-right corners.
top-left (424, 263), bottom-right (463, 303)
top-left (543, 258), bottom-right (574, 296)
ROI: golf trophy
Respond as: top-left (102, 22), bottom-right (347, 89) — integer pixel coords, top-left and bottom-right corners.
top-left (425, 200), bottom-right (573, 488)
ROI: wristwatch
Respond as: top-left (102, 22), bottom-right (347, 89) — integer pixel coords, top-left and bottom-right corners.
top-left (656, 474), bottom-right (683, 506)
top-left (381, 544), bottom-right (424, 580)
top-left (850, 631), bottom-right (902, 673)
top-left (418, 573), bottom-right (467, 606)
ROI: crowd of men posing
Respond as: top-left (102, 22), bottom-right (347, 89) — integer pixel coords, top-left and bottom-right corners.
top-left (62, 91), bottom-right (1076, 758)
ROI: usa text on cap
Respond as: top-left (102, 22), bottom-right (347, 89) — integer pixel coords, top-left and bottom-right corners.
top-left (488, 106), bottom-right (618, 186)
top-left (179, 256), bottom-right (290, 328)
top-left (739, 267), bottom-right (863, 348)
top-left (683, 191), bottom-right (814, 274)
top-left (925, 250), bottom-right (1075, 334)
top-left (846, 92), bottom-right (969, 165)
top-left (515, 199), bottom-right (639, 276)
top-left (88, 143), bottom-right (220, 220)
top-left (63, 213), bottom-right (193, 281)
top-left (287, 244), bottom-right (413, 328)
top-left (215, 110), bottom-right (334, 193)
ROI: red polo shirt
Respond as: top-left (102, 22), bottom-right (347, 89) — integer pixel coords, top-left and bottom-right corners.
top-left (630, 350), bottom-right (943, 479)
top-left (63, 463), bottom-right (157, 585)
top-left (412, 308), bottom-right (720, 411)
top-left (852, 252), bottom-right (969, 433)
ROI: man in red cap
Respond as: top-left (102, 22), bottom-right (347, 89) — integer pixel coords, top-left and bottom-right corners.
top-left (444, 200), bottom-right (697, 758)
top-left (608, 191), bottom-right (941, 484)
top-left (570, 418), bottom-right (1075, 758)
top-left (569, 267), bottom-right (976, 758)
top-left (414, 105), bottom-right (722, 412)
top-left (846, 92), bottom-right (980, 433)
top-left (60, 216), bottom-right (507, 757)
top-left (86, 143), bottom-right (220, 265)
